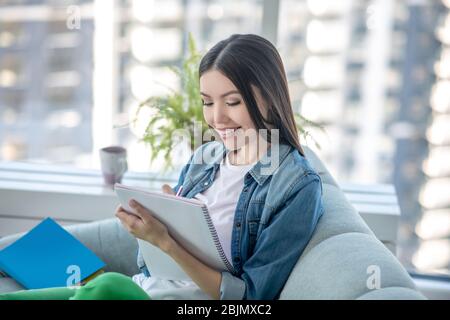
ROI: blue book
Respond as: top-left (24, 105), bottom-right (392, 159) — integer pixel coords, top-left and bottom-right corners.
top-left (0, 218), bottom-right (105, 289)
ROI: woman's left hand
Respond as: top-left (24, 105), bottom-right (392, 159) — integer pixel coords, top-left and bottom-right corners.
top-left (115, 198), bottom-right (174, 253)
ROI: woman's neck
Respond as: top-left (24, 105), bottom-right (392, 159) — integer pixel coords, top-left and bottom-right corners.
top-left (228, 141), bottom-right (270, 166)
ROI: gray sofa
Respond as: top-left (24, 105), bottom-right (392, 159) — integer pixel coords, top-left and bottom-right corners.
top-left (0, 147), bottom-right (426, 299)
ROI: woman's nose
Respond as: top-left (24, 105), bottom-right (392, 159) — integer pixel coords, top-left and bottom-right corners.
top-left (213, 104), bottom-right (229, 124)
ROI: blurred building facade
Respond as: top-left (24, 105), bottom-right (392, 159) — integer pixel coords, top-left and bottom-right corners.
top-left (414, 0), bottom-right (450, 276)
top-left (0, 0), bottom-right (94, 164)
top-left (277, 0), bottom-right (449, 276)
top-left (114, 0), bottom-right (263, 171)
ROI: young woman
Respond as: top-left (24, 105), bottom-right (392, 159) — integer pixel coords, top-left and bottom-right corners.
top-left (0, 34), bottom-right (324, 300)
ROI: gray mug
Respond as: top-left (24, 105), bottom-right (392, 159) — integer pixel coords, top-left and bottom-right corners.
top-left (99, 146), bottom-right (128, 186)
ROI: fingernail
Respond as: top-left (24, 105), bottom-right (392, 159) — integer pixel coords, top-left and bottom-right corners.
top-left (129, 199), bottom-right (136, 207)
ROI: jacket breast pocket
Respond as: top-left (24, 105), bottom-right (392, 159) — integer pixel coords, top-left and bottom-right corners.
top-left (246, 220), bottom-right (259, 251)
top-left (246, 200), bottom-right (266, 224)
top-left (246, 200), bottom-right (265, 248)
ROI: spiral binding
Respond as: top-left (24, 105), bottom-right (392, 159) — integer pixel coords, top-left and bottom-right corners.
top-left (200, 206), bottom-right (236, 274)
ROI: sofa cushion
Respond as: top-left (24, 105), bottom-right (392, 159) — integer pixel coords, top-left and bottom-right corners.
top-left (0, 277), bottom-right (24, 294)
top-left (64, 219), bottom-right (139, 276)
top-left (357, 287), bottom-right (426, 300)
top-left (303, 147), bottom-right (338, 187)
top-left (300, 184), bottom-right (374, 258)
top-left (280, 232), bottom-right (419, 299)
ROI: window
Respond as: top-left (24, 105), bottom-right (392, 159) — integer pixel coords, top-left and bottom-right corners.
top-left (0, 0), bottom-right (263, 173)
top-left (0, 0), bottom-right (94, 166)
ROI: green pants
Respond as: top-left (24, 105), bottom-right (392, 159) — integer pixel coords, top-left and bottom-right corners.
top-left (0, 272), bottom-right (150, 300)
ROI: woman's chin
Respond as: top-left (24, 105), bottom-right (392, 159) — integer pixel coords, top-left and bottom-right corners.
top-left (221, 139), bottom-right (244, 151)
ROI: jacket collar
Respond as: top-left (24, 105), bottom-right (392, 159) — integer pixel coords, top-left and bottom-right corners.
top-left (248, 143), bottom-right (292, 185)
top-left (203, 142), bottom-right (293, 186)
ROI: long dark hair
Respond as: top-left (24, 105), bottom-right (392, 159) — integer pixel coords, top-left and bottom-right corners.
top-left (199, 34), bottom-right (304, 156)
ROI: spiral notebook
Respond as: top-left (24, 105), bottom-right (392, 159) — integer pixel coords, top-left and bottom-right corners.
top-left (114, 183), bottom-right (235, 281)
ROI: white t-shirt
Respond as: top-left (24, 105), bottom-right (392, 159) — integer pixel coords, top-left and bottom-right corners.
top-left (132, 151), bottom-right (256, 300)
top-left (193, 150), bottom-right (256, 263)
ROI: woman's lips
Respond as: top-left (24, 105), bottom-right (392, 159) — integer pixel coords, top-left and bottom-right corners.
top-left (216, 127), bottom-right (241, 139)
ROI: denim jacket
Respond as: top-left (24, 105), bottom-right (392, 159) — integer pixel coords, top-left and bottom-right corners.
top-left (137, 141), bottom-right (324, 300)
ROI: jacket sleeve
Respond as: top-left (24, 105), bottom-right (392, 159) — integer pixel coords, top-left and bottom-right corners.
top-left (219, 173), bottom-right (324, 300)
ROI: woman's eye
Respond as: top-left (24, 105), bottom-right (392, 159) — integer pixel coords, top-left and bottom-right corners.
top-left (201, 100), bottom-right (240, 107)
top-left (202, 101), bottom-right (213, 107)
top-left (226, 101), bottom-right (241, 106)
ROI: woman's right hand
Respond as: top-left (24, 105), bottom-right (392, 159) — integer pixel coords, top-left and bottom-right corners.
top-left (162, 184), bottom-right (175, 195)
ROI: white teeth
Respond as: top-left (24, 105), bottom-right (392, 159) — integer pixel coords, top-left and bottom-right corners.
top-left (224, 129), bottom-right (235, 136)
top-left (217, 127), bottom-right (240, 138)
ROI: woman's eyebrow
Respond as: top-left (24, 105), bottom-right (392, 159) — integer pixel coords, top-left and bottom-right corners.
top-left (200, 90), bottom-right (240, 98)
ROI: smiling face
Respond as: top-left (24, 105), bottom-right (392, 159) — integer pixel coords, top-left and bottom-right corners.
top-left (200, 69), bottom-right (267, 152)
